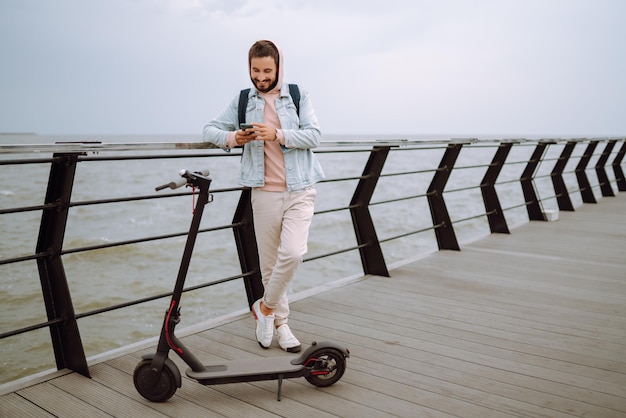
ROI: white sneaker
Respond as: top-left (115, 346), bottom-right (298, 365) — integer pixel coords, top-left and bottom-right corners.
top-left (276, 325), bottom-right (301, 353)
top-left (251, 299), bottom-right (274, 349)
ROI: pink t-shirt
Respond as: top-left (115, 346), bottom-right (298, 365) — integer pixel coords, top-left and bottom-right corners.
top-left (259, 90), bottom-right (286, 191)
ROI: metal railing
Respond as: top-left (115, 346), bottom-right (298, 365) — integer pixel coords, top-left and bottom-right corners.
top-left (1, 137), bottom-right (624, 383)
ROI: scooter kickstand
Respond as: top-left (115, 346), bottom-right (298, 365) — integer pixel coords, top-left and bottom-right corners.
top-left (277, 374), bottom-right (284, 401)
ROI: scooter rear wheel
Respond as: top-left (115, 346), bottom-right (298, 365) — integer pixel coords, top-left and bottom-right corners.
top-left (133, 359), bottom-right (179, 402)
top-left (304, 348), bottom-right (347, 387)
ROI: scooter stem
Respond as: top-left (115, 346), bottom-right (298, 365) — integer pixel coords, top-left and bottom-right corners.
top-left (154, 172), bottom-right (213, 372)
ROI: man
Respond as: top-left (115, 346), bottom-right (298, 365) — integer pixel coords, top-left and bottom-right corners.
top-left (202, 40), bottom-right (324, 353)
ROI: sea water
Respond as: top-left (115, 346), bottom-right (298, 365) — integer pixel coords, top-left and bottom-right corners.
top-left (0, 133), bottom-right (548, 384)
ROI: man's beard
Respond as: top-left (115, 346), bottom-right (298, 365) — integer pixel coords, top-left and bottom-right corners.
top-left (252, 77), bottom-right (278, 93)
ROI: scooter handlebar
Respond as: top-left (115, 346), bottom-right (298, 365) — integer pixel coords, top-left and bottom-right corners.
top-left (155, 169), bottom-right (210, 191)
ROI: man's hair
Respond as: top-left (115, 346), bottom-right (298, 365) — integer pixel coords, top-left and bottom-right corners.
top-left (248, 40), bottom-right (279, 68)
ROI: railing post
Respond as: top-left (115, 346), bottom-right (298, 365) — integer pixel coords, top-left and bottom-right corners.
top-left (232, 188), bottom-right (263, 308)
top-left (35, 153), bottom-right (90, 378)
top-left (576, 141), bottom-right (598, 203)
top-left (520, 142), bottom-right (550, 221)
top-left (551, 141), bottom-right (576, 211)
top-left (480, 142), bottom-right (512, 234)
top-left (427, 144), bottom-right (461, 250)
top-left (349, 146), bottom-right (390, 277)
top-left (613, 140), bottom-right (626, 192)
top-left (595, 140), bottom-right (616, 197)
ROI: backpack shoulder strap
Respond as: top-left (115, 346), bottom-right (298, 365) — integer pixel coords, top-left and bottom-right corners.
top-left (238, 88), bottom-right (250, 125)
top-left (288, 84), bottom-right (300, 116)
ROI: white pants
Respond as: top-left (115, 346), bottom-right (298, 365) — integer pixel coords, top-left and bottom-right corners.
top-left (251, 187), bottom-right (316, 326)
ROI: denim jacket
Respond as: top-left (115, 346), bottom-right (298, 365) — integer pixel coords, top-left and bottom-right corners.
top-left (202, 83), bottom-right (325, 191)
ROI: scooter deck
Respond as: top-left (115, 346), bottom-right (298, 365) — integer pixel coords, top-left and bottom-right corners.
top-left (186, 356), bottom-right (304, 384)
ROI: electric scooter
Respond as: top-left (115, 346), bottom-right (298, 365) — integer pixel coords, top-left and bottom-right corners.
top-left (133, 169), bottom-right (349, 402)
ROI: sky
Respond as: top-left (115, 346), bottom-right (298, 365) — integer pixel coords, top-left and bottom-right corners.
top-left (1, 0), bottom-right (625, 138)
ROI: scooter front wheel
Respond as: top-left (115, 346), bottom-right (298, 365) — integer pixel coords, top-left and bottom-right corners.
top-left (304, 348), bottom-right (347, 387)
top-left (133, 359), bottom-right (179, 402)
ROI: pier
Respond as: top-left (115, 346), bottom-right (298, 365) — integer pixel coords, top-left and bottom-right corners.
top-left (1, 137), bottom-right (625, 416)
top-left (1, 192), bottom-right (624, 416)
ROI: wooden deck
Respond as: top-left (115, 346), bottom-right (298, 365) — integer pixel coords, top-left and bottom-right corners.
top-left (2, 194), bottom-right (626, 417)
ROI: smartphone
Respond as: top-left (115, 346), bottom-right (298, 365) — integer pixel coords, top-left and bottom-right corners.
top-left (239, 123), bottom-right (255, 130)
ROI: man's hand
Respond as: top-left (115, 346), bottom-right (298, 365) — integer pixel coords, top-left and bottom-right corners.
top-left (235, 123), bottom-right (277, 145)
top-left (235, 127), bottom-right (256, 145)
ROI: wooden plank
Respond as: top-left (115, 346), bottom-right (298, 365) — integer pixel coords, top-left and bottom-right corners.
top-left (0, 393), bottom-right (55, 417)
top-left (16, 382), bottom-right (112, 417)
top-left (50, 372), bottom-right (170, 418)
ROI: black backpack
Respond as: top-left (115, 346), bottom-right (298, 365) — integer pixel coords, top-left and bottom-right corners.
top-left (238, 84), bottom-right (300, 126)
